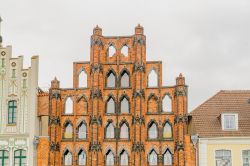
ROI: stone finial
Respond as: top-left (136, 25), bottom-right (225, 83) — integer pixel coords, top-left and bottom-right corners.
top-left (93, 25), bottom-right (102, 36)
top-left (135, 24), bottom-right (144, 35)
top-left (176, 73), bottom-right (185, 85)
top-left (51, 77), bottom-right (60, 89)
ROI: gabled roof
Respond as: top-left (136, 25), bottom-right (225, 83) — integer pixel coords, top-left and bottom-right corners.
top-left (190, 90), bottom-right (250, 138)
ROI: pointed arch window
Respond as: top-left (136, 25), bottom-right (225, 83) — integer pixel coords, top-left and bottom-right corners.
top-left (0, 150), bottom-right (9, 166)
top-left (108, 45), bottom-right (116, 57)
top-left (105, 150), bottom-right (115, 165)
top-left (148, 149), bottom-right (158, 166)
top-left (79, 70), bottom-right (87, 88)
top-left (148, 122), bottom-right (158, 139)
top-left (120, 97), bottom-right (129, 113)
top-left (107, 71), bottom-right (116, 88)
top-left (148, 69), bottom-right (158, 87)
top-left (162, 95), bottom-right (172, 113)
top-left (105, 122), bottom-right (115, 139)
top-left (106, 97), bottom-right (115, 114)
top-left (64, 149), bottom-right (73, 166)
top-left (120, 149), bottom-right (129, 166)
top-left (65, 97), bottom-right (73, 114)
top-left (78, 149), bottom-right (87, 166)
top-left (78, 122), bottom-right (87, 139)
top-left (163, 149), bottom-right (172, 165)
top-left (14, 149), bottom-right (26, 166)
top-left (163, 122), bottom-right (172, 139)
top-left (121, 45), bottom-right (129, 56)
top-left (120, 71), bottom-right (130, 87)
top-left (120, 122), bottom-right (129, 139)
top-left (8, 100), bottom-right (17, 124)
top-left (64, 122), bottom-right (73, 139)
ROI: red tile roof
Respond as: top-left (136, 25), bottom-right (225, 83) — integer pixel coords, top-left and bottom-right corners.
top-left (190, 90), bottom-right (250, 137)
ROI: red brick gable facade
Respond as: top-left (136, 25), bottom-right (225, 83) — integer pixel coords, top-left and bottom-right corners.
top-left (37, 25), bottom-right (196, 166)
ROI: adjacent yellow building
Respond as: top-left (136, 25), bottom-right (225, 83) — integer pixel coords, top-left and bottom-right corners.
top-left (189, 90), bottom-right (250, 166)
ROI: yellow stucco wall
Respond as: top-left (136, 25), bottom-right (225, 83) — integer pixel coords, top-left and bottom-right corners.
top-left (207, 144), bottom-right (250, 166)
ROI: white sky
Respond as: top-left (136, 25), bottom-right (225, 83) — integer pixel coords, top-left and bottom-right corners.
top-left (0, 0), bottom-right (250, 111)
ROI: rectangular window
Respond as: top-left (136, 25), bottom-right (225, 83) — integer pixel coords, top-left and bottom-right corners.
top-left (222, 114), bottom-right (238, 130)
top-left (243, 150), bottom-right (250, 166)
top-left (23, 79), bottom-right (27, 88)
top-left (215, 150), bottom-right (231, 166)
top-left (12, 69), bottom-right (16, 78)
top-left (8, 100), bottom-right (17, 124)
top-left (1, 58), bottom-right (4, 68)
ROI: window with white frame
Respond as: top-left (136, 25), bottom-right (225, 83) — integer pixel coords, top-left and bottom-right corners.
top-left (243, 150), bottom-right (250, 166)
top-left (222, 113), bottom-right (238, 130)
top-left (215, 150), bottom-right (231, 166)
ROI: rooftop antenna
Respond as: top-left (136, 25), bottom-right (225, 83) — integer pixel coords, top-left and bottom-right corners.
top-left (0, 16), bottom-right (2, 46)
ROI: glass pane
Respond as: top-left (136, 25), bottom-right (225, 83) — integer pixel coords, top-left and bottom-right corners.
top-left (106, 123), bottom-right (115, 138)
top-left (149, 150), bottom-right (157, 165)
top-left (121, 72), bottom-right (129, 87)
top-left (78, 150), bottom-right (86, 165)
top-left (149, 123), bottom-right (158, 139)
top-left (163, 123), bottom-right (172, 138)
top-left (121, 97), bottom-right (129, 113)
top-left (106, 151), bottom-right (114, 165)
top-left (163, 150), bottom-right (172, 165)
top-left (107, 98), bottom-right (115, 113)
top-left (78, 123), bottom-right (87, 139)
top-left (107, 72), bottom-right (116, 87)
top-left (120, 151), bottom-right (128, 165)
top-left (120, 123), bottom-right (129, 139)
top-left (65, 124), bottom-right (73, 138)
top-left (65, 151), bottom-right (72, 165)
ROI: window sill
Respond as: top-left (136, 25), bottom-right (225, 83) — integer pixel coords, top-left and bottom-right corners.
top-left (103, 139), bottom-right (116, 142)
top-left (62, 138), bottom-right (74, 142)
top-left (7, 123), bottom-right (16, 126)
top-left (62, 114), bottom-right (74, 116)
top-left (76, 139), bottom-right (88, 142)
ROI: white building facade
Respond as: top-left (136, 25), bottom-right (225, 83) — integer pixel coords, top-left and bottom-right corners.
top-left (0, 17), bottom-right (39, 166)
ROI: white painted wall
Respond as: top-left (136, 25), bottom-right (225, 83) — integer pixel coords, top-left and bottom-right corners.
top-left (0, 44), bottom-right (39, 166)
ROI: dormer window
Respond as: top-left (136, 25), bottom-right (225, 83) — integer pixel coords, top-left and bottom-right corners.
top-left (222, 113), bottom-right (238, 130)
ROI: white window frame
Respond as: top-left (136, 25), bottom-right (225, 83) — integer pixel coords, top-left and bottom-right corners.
top-left (221, 113), bottom-right (238, 130)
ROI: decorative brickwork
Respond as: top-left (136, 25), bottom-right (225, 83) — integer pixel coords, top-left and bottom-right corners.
top-left (37, 25), bottom-right (195, 166)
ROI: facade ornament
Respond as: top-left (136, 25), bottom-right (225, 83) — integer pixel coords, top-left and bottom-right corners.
top-left (174, 114), bottom-right (189, 124)
top-left (89, 142), bottom-right (102, 152)
top-left (133, 89), bottom-right (145, 99)
top-left (91, 88), bottom-right (102, 99)
top-left (132, 115), bottom-right (145, 125)
top-left (33, 136), bottom-right (39, 146)
top-left (175, 141), bottom-right (184, 151)
top-left (132, 142), bottom-right (145, 152)
top-left (49, 116), bottom-right (60, 125)
top-left (91, 37), bottom-right (103, 47)
top-left (50, 142), bottom-right (60, 151)
top-left (51, 90), bottom-right (61, 99)
top-left (89, 115), bottom-right (102, 125)
top-left (90, 63), bottom-right (103, 74)
top-left (133, 62), bottom-right (145, 73)
top-left (175, 86), bottom-right (187, 97)
top-left (133, 36), bottom-right (145, 46)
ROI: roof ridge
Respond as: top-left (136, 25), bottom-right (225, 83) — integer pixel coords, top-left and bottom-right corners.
top-left (190, 90), bottom-right (223, 115)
